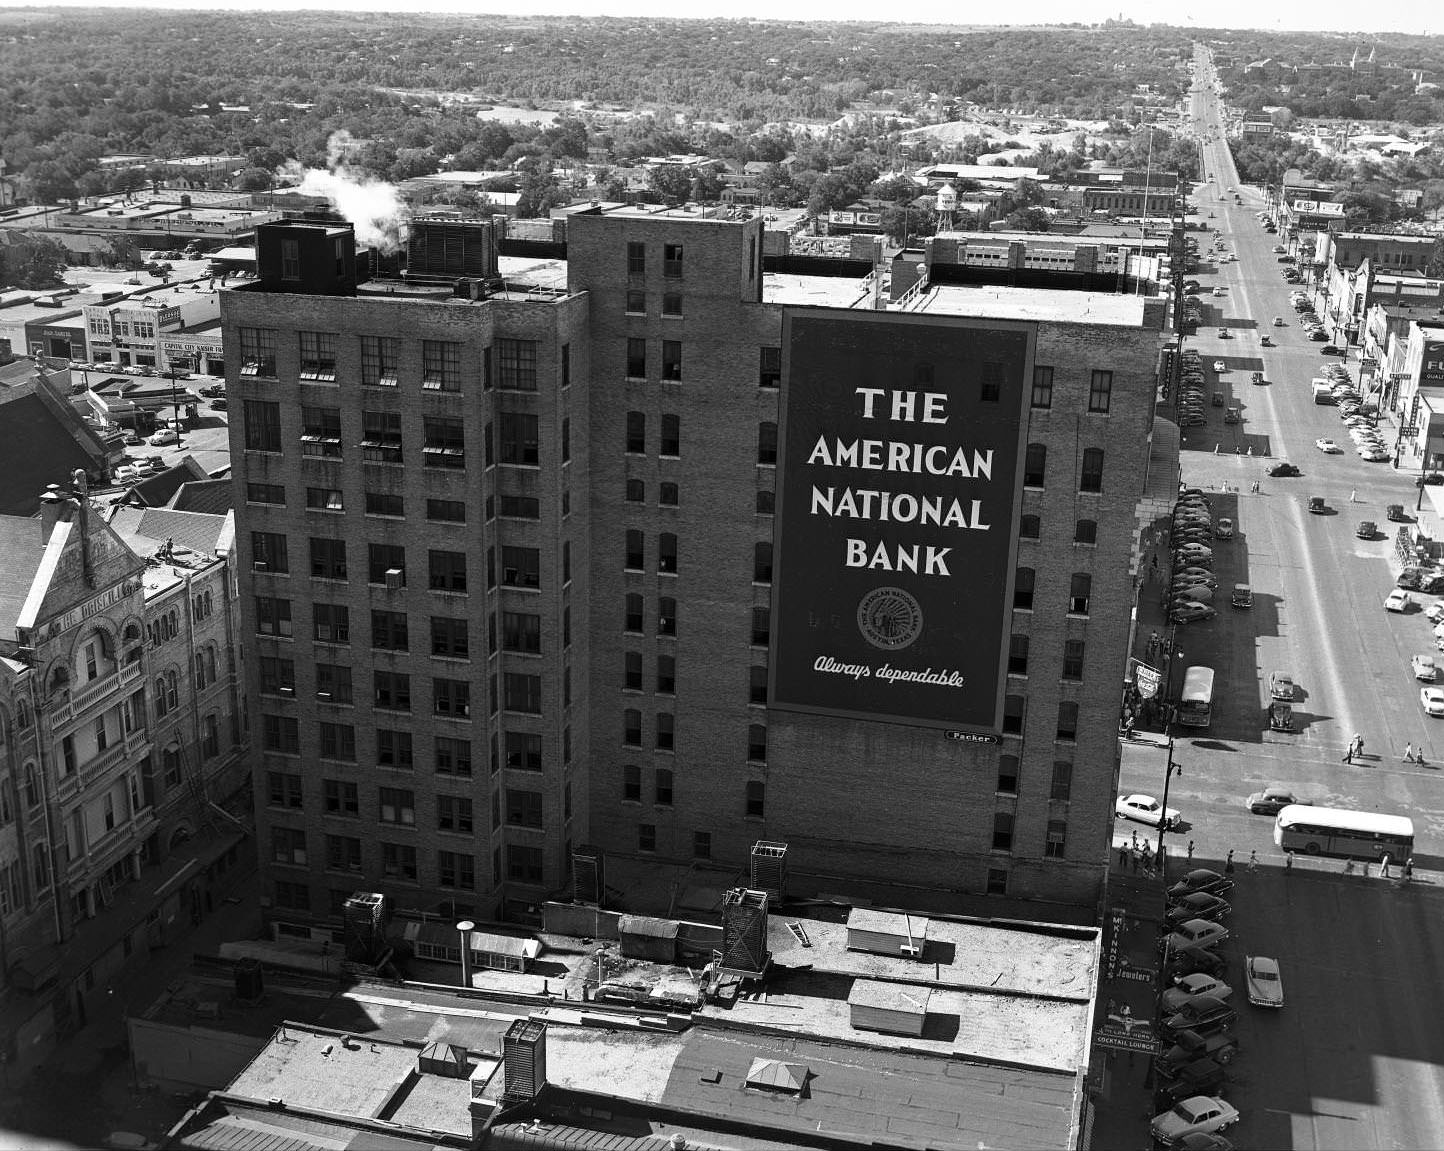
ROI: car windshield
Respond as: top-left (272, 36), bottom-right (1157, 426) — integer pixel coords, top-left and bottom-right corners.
top-left (1173, 1101), bottom-right (1204, 1121)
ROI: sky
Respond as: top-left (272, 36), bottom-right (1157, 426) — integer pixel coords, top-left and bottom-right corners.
top-left (0, 0), bottom-right (1435, 35)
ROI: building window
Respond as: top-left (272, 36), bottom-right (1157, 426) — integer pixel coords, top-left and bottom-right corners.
top-left (370, 609), bottom-right (409, 652)
top-left (745, 779), bottom-right (765, 818)
top-left (997, 755), bottom-right (1019, 794)
top-left (693, 831), bottom-right (712, 860)
top-left (373, 669), bottom-right (412, 712)
top-left (504, 673), bottom-right (542, 715)
top-left (657, 654), bottom-right (676, 695)
top-left (280, 239), bottom-right (301, 279)
top-left (379, 786), bottom-right (416, 826)
top-left (435, 736), bottom-right (472, 776)
top-left (1074, 518), bottom-right (1098, 545)
top-left (251, 531), bottom-right (289, 574)
top-left (259, 655), bottom-right (295, 696)
top-left (1002, 695), bottom-right (1025, 736)
top-left (499, 495), bottom-right (540, 520)
top-left (638, 824), bottom-right (656, 853)
top-left (660, 482), bottom-right (679, 507)
top-left (327, 835), bottom-right (363, 873)
top-left (658, 533), bottom-right (677, 574)
top-left (1045, 819), bottom-right (1068, 859)
top-left (360, 334), bottom-right (399, 386)
top-left (623, 708), bottom-right (642, 746)
top-left (267, 771), bottom-right (303, 809)
top-left (759, 346), bottom-right (781, 389)
top-left (1056, 701), bottom-right (1079, 742)
top-left (1014, 567), bottom-right (1035, 610)
top-left (243, 399), bottom-right (282, 453)
top-left (748, 664), bottom-right (767, 704)
top-left (658, 597), bottom-right (676, 637)
top-left (263, 714), bottom-right (300, 754)
top-left (247, 482), bottom-right (285, 505)
top-left (624, 530), bottom-right (644, 571)
top-left (1020, 514), bottom-right (1040, 540)
top-left (1008, 634), bottom-right (1029, 676)
top-left (656, 713), bottom-right (674, 750)
top-left (421, 340), bottom-right (461, 391)
top-left (1069, 573), bottom-right (1092, 616)
top-left (650, 767), bottom-right (673, 807)
top-left (438, 850), bottom-right (475, 890)
top-left (1080, 448), bottom-right (1104, 493)
top-left (381, 842), bottom-right (418, 881)
top-left (1088, 370), bottom-right (1113, 414)
top-left (624, 593), bottom-right (644, 633)
top-left (429, 549), bottom-right (467, 593)
top-left (751, 607), bottom-right (770, 646)
top-left (318, 721), bottom-right (356, 762)
top-left (298, 331), bottom-right (337, 380)
top-left (434, 678), bottom-right (471, 719)
top-left (1062, 640), bottom-right (1085, 681)
top-left (313, 602), bottom-right (350, 645)
top-left (627, 240), bottom-right (645, 275)
top-left (661, 340), bottom-right (682, 381)
top-left (255, 596), bottom-right (293, 637)
top-left (625, 411), bottom-right (646, 454)
top-left (323, 778), bottom-right (359, 815)
top-left (626, 338), bottom-right (647, 379)
top-left (663, 243), bottom-right (683, 277)
top-left (747, 723), bottom-right (766, 763)
top-left (979, 361), bottom-right (1002, 403)
top-left (987, 868), bottom-right (1008, 896)
top-left (506, 732), bottom-right (542, 771)
top-left (992, 811), bottom-right (1014, 852)
top-left (431, 616), bottom-right (470, 659)
top-left (622, 763), bottom-right (642, 802)
top-left (361, 409), bottom-right (404, 464)
top-left (1024, 443), bottom-right (1046, 488)
top-left (272, 826), bottom-right (308, 866)
top-left (423, 416), bottom-right (465, 469)
top-left (311, 537), bottom-right (348, 580)
top-left (273, 881), bottom-right (309, 910)
top-left (307, 487), bottom-right (345, 512)
top-left (757, 422), bottom-right (777, 465)
top-left (753, 543), bottom-right (773, 584)
top-left (377, 728), bottom-right (414, 769)
top-left (426, 498), bottom-right (466, 523)
top-left (507, 844), bottom-right (545, 884)
top-left (625, 289), bottom-right (646, 314)
top-left (499, 546), bottom-right (539, 590)
top-left (661, 292), bottom-right (682, 317)
top-left (1031, 365), bottom-right (1054, 409)
top-left (499, 411), bottom-right (540, 466)
top-left (315, 662), bottom-right (353, 704)
top-left (239, 327), bottom-right (277, 376)
top-left (1050, 761), bottom-right (1073, 802)
top-left (623, 650), bottom-right (643, 691)
top-left (496, 338), bottom-right (537, 391)
top-left (505, 789), bottom-right (544, 828)
top-left (659, 413), bottom-right (680, 457)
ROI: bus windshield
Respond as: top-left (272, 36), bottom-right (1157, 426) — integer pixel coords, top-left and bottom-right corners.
top-left (1176, 666), bottom-right (1215, 728)
top-left (1274, 804), bottom-right (1414, 861)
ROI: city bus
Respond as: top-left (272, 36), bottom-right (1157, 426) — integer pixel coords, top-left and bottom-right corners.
top-left (1274, 805), bottom-right (1415, 861)
top-left (1176, 666), bottom-right (1215, 728)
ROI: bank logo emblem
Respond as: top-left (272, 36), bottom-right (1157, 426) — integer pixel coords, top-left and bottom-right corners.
top-left (857, 586), bottom-right (923, 650)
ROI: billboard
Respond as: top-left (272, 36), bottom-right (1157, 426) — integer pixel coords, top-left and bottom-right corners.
top-left (770, 309), bottom-right (1032, 731)
top-left (1422, 339), bottom-right (1444, 384)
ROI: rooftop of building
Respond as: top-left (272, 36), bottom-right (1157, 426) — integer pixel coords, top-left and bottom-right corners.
top-left (107, 503), bottom-right (233, 572)
top-left (0, 366), bottom-right (111, 518)
top-left (0, 514), bottom-right (46, 635)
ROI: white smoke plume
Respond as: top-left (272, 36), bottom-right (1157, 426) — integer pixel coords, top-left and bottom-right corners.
top-left (279, 131), bottom-right (407, 253)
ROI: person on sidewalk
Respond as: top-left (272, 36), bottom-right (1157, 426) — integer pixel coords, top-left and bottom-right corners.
top-left (1119, 844), bottom-right (1129, 869)
top-left (1248, 849), bottom-right (1258, 873)
top-left (1343, 739), bottom-right (1354, 764)
top-left (1224, 849), bottom-right (1235, 876)
top-left (1404, 857), bottom-right (1415, 881)
top-left (1381, 854), bottom-right (1391, 879)
top-left (1404, 742), bottom-right (1416, 763)
top-left (1286, 851), bottom-right (1295, 873)
top-left (1187, 839), bottom-right (1195, 862)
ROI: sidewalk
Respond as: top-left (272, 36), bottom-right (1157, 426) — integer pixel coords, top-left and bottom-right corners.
top-left (0, 877), bottom-right (262, 1149)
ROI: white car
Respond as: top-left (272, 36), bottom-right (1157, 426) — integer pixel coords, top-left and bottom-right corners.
top-left (1413, 654), bottom-right (1438, 682)
top-left (1212, 360), bottom-right (1226, 372)
top-left (1116, 793), bottom-right (1182, 829)
top-left (1315, 438), bottom-right (1342, 454)
top-left (1246, 955), bottom-right (1284, 1007)
top-left (1422, 687), bottom-right (1444, 717)
top-left (148, 427), bottom-right (180, 446)
top-left (1162, 973), bottom-right (1234, 1012)
top-left (1151, 1097), bottom-right (1240, 1146)
top-left (1386, 589), bottom-right (1411, 613)
top-left (1359, 447), bottom-right (1390, 462)
top-left (1426, 601), bottom-right (1444, 623)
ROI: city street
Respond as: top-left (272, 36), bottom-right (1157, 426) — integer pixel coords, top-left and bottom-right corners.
top-left (1104, 47), bottom-right (1444, 1151)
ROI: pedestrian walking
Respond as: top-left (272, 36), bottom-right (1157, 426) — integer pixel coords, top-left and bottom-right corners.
top-left (1404, 742), bottom-right (1415, 763)
top-left (1224, 849), bottom-right (1235, 876)
top-left (1131, 829), bottom-right (1139, 849)
top-left (1343, 741), bottom-right (1354, 764)
top-left (1356, 735), bottom-right (1366, 758)
top-left (1187, 839), bottom-right (1195, 861)
top-left (1248, 849), bottom-right (1258, 873)
top-left (1119, 844), bottom-right (1129, 869)
top-left (1286, 851), bottom-right (1295, 873)
top-left (1130, 846), bottom-right (1140, 872)
top-left (1363, 861), bottom-right (1371, 878)
top-left (1344, 859), bottom-right (1355, 875)
top-left (1381, 854), bottom-right (1391, 879)
top-left (1350, 488), bottom-right (1357, 503)
top-left (1142, 841), bottom-right (1153, 865)
top-left (1405, 857), bottom-right (1415, 881)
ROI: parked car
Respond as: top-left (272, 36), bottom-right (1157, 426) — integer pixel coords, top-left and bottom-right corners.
top-left (1162, 994), bottom-right (1237, 1037)
top-left (1150, 1096), bottom-right (1240, 1146)
top-left (1155, 1057), bottom-right (1227, 1109)
top-left (113, 464), bottom-right (141, 484)
top-left (148, 427), bottom-right (179, 446)
top-left (1246, 786), bottom-right (1296, 815)
top-left (1245, 955), bottom-right (1284, 1007)
top-left (211, 398), bottom-right (228, 410)
top-left (1175, 569), bottom-right (1217, 588)
top-left (1165, 892), bottom-right (1232, 926)
top-left (1158, 1028), bottom-right (1239, 1071)
top-left (1164, 948), bottom-right (1228, 982)
top-left (123, 432), bottom-right (143, 446)
top-left (1413, 654), bottom-right (1438, 682)
top-left (1171, 602), bottom-right (1218, 624)
top-left (1386, 589), bottom-right (1412, 613)
top-left (1268, 671), bottom-right (1294, 700)
top-left (1161, 920), bottom-right (1230, 955)
top-left (198, 383), bottom-right (224, 397)
top-left (1420, 686), bottom-right (1444, 717)
top-left (1117, 793), bottom-right (1181, 829)
top-left (1163, 974), bottom-right (1234, 1013)
top-left (1169, 870), bottom-right (1234, 900)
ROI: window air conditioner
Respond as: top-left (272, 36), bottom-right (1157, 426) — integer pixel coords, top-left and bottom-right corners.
top-left (253, 560), bottom-right (268, 571)
top-left (385, 568), bottom-right (404, 590)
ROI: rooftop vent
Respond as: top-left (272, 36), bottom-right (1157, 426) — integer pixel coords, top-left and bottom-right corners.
top-left (744, 1058), bottom-right (808, 1095)
top-left (418, 1039), bottom-right (470, 1078)
top-left (501, 1019), bottom-right (547, 1103)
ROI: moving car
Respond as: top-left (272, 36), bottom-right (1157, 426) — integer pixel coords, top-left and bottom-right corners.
top-left (1386, 589), bottom-right (1412, 613)
top-left (1315, 438), bottom-right (1341, 453)
top-left (1161, 920), bottom-right (1230, 956)
top-left (1166, 892), bottom-right (1231, 926)
top-left (1413, 654), bottom-right (1438, 681)
top-left (1245, 955), bottom-right (1283, 1007)
top-left (1214, 518), bottom-right (1233, 539)
top-left (1163, 974), bottom-right (1234, 1013)
top-left (1267, 462), bottom-right (1301, 477)
top-left (1268, 671), bottom-right (1294, 700)
top-left (148, 428), bottom-right (180, 446)
top-left (1388, 504), bottom-right (1408, 522)
top-left (1169, 870), bottom-right (1234, 900)
top-left (1117, 793), bottom-right (1181, 829)
top-left (1308, 496), bottom-right (1327, 514)
top-left (1230, 583), bottom-right (1253, 608)
top-left (1150, 1097), bottom-right (1240, 1146)
top-left (1247, 786), bottom-right (1296, 815)
top-left (1356, 520), bottom-right (1378, 539)
top-left (1217, 327), bottom-right (1229, 338)
top-left (1212, 360), bottom-right (1226, 372)
top-left (1421, 686), bottom-right (1444, 717)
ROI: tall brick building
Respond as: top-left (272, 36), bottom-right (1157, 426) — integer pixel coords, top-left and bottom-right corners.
top-left (226, 211), bottom-right (1168, 928)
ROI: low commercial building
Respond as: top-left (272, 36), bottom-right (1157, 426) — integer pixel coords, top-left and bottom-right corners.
top-left (83, 282), bottom-right (220, 370)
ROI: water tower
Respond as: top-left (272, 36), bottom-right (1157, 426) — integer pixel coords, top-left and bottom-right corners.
top-left (935, 182), bottom-right (958, 231)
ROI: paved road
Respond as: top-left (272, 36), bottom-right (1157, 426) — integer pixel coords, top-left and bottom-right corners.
top-left (1109, 45), bottom-right (1444, 1151)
